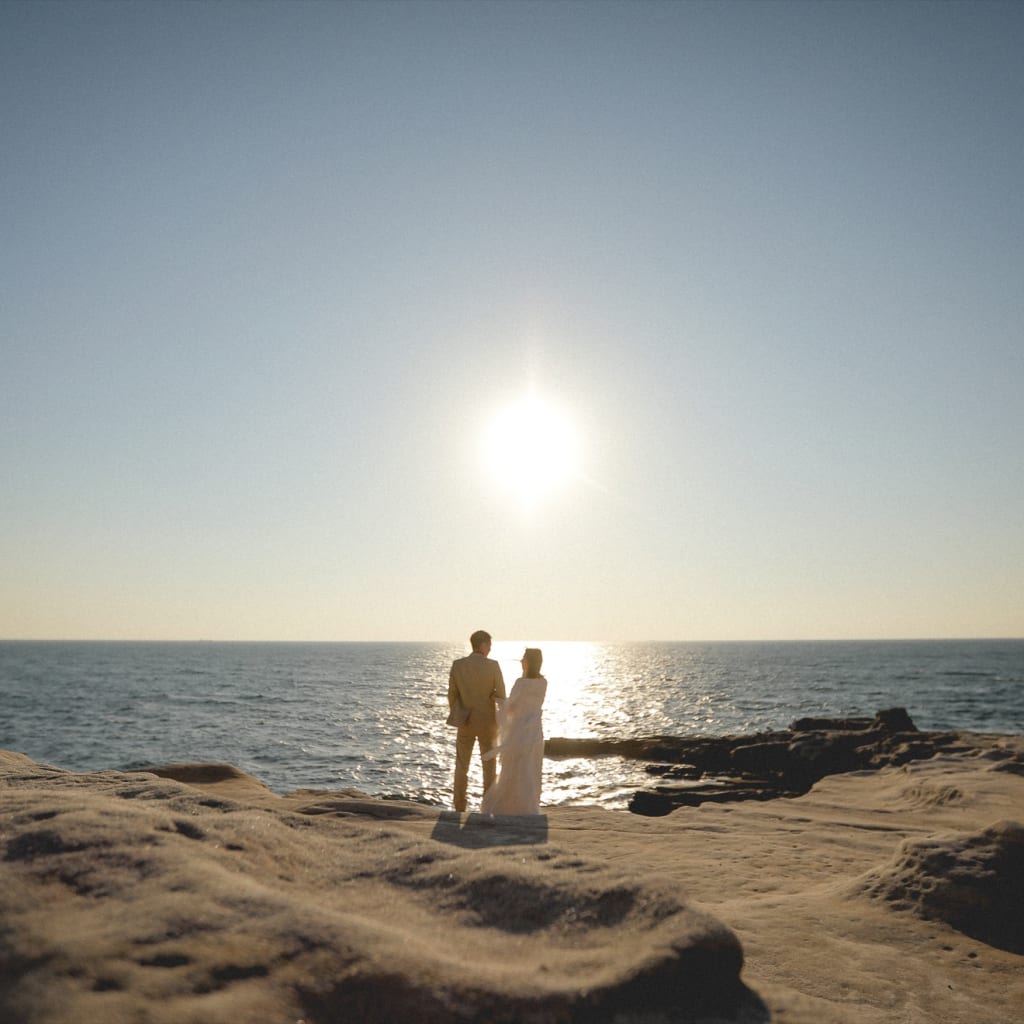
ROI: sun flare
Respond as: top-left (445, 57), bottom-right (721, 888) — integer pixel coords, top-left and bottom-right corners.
top-left (482, 393), bottom-right (581, 507)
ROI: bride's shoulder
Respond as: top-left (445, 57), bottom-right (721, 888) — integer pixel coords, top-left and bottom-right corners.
top-left (514, 675), bottom-right (547, 690)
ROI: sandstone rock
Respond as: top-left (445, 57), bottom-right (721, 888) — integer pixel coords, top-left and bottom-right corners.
top-left (790, 715), bottom-right (875, 732)
top-left (0, 753), bottom-right (758, 1023)
top-left (850, 819), bottom-right (1024, 954)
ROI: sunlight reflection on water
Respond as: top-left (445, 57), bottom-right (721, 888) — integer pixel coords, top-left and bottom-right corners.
top-left (2, 639), bottom-right (1022, 813)
top-left (486, 640), bottom-right (699, 808)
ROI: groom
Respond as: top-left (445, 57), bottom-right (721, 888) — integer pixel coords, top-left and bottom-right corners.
top-left (448, 629), bottom-right (506, 812)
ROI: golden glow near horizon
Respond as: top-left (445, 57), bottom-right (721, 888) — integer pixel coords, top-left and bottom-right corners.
top-left (482, 392), bottom-right (581, 512)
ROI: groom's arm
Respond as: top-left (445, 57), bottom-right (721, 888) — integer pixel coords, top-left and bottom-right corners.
top-left (447, 663), bottom-right (460, 712)
top-left (493, 665), bottom-right (506, 701)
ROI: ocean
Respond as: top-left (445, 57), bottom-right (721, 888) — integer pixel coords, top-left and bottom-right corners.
top-left (1, 639), bottom-right (1021, 810)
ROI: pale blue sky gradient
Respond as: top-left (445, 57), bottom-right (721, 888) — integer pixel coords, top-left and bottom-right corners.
top-left (2, 1), bottom-right (1022, 640)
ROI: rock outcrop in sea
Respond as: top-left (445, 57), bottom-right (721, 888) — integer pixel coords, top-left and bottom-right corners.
top-left (546, 708), bottom-right (996, 815)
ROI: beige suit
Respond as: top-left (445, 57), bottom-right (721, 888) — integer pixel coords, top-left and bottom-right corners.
top-left (448, 652), bottom-right (506, 812)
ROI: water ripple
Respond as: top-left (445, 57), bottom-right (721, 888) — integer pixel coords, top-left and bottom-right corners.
top-left (1, 639), bottom-right (1021, 809)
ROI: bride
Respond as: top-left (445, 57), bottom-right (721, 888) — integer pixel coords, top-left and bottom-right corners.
top-left (481, 647), bottom-right (547, 816)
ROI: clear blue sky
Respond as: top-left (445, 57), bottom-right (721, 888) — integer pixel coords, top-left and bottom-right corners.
top-left (2, 1), bottom-right (1021, 641)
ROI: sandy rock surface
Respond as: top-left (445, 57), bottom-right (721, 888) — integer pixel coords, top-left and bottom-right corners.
top-left (2, 736), bottom-right (1022, 1023)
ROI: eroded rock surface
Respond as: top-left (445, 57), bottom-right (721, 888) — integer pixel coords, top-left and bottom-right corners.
top-left (0, 752), bottom-right (760, 1024)
top-left (849, 819), bottom-right (1024, 954)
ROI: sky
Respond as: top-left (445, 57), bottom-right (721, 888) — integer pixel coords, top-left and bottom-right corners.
top-left (2, 0), bottom-right (1022, 642)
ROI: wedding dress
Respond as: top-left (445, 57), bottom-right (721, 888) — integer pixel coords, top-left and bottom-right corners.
top-left (480, 675), bottom-right (547, 816)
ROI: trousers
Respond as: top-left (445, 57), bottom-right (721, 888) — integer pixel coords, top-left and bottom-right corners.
top-left (453, 725), bottom-right (498, 812)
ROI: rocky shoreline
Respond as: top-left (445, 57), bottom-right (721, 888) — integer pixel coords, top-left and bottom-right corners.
top-left (3, 722), bottom-right (1023, 1023)
top-left (546, 708), bottom-right (1023, 815)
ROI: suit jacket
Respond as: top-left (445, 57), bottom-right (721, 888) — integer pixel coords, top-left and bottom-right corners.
top-left (448, 652), bottom-right (506, 732)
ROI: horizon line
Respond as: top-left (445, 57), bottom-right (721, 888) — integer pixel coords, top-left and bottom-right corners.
top-left (2, 635), bottom-right (1021, 645)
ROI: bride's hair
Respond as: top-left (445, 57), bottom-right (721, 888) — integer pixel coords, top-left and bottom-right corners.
top-left (523, 648), bottom-right (543, 678)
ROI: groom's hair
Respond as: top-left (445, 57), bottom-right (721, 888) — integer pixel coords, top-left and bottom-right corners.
top-left (470, 630), bottom-right (492, 651)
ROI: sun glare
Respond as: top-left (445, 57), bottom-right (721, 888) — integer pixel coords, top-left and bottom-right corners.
top-left (482, 393), bottom-right (581, 508)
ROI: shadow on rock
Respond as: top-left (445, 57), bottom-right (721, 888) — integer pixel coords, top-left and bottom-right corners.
top-left (850, 819), bottom-right (1024, 954)
top-left (430, 810), bottom-right (549, 848)
top-left (298, 969), bottom-right (769, 1024)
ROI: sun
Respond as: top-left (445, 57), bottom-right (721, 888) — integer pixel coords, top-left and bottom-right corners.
top-left (482, 393), bottom-right (581, 507)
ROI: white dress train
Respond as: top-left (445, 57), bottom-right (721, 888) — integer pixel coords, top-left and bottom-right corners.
top-left (480, 675), bottom-right (547, 816)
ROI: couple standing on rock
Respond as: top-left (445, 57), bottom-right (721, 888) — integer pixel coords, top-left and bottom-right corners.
top-left (447, 630), bottom-right (547, 816)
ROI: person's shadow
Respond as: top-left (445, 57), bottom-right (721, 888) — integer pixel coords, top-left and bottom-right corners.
top-left (430, 810), bottom-right (549, 849)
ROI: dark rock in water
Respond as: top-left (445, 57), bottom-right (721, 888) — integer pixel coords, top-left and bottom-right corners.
top-left (597, 709), bottom-right (997, 816)
top-left (790, 715), bottom-right (875, 732)
top-left (790, 708), bottom-right (918, 734)
top-left (644, 763), bottom-right (702, 779)
top-left (787, 731), bottom-right (866, 776)
top-left (627, 790), bottom-right (677, 817)
top-left (549, 710), bottom-right (1021, 817)
top-left (851, 820), bottom-right (1024, 954)
top-left (629, 781), bottom-right (799, 816)
top-left (545, 735), bottom-right (736, 766)
top-left (873, 707), bottom-right (918, 733)
top-left (730, 742), bottom-right (792, 774)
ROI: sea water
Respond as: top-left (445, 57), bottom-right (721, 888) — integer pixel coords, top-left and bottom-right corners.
top-left (1, 639), bottom-right (1021, 810)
